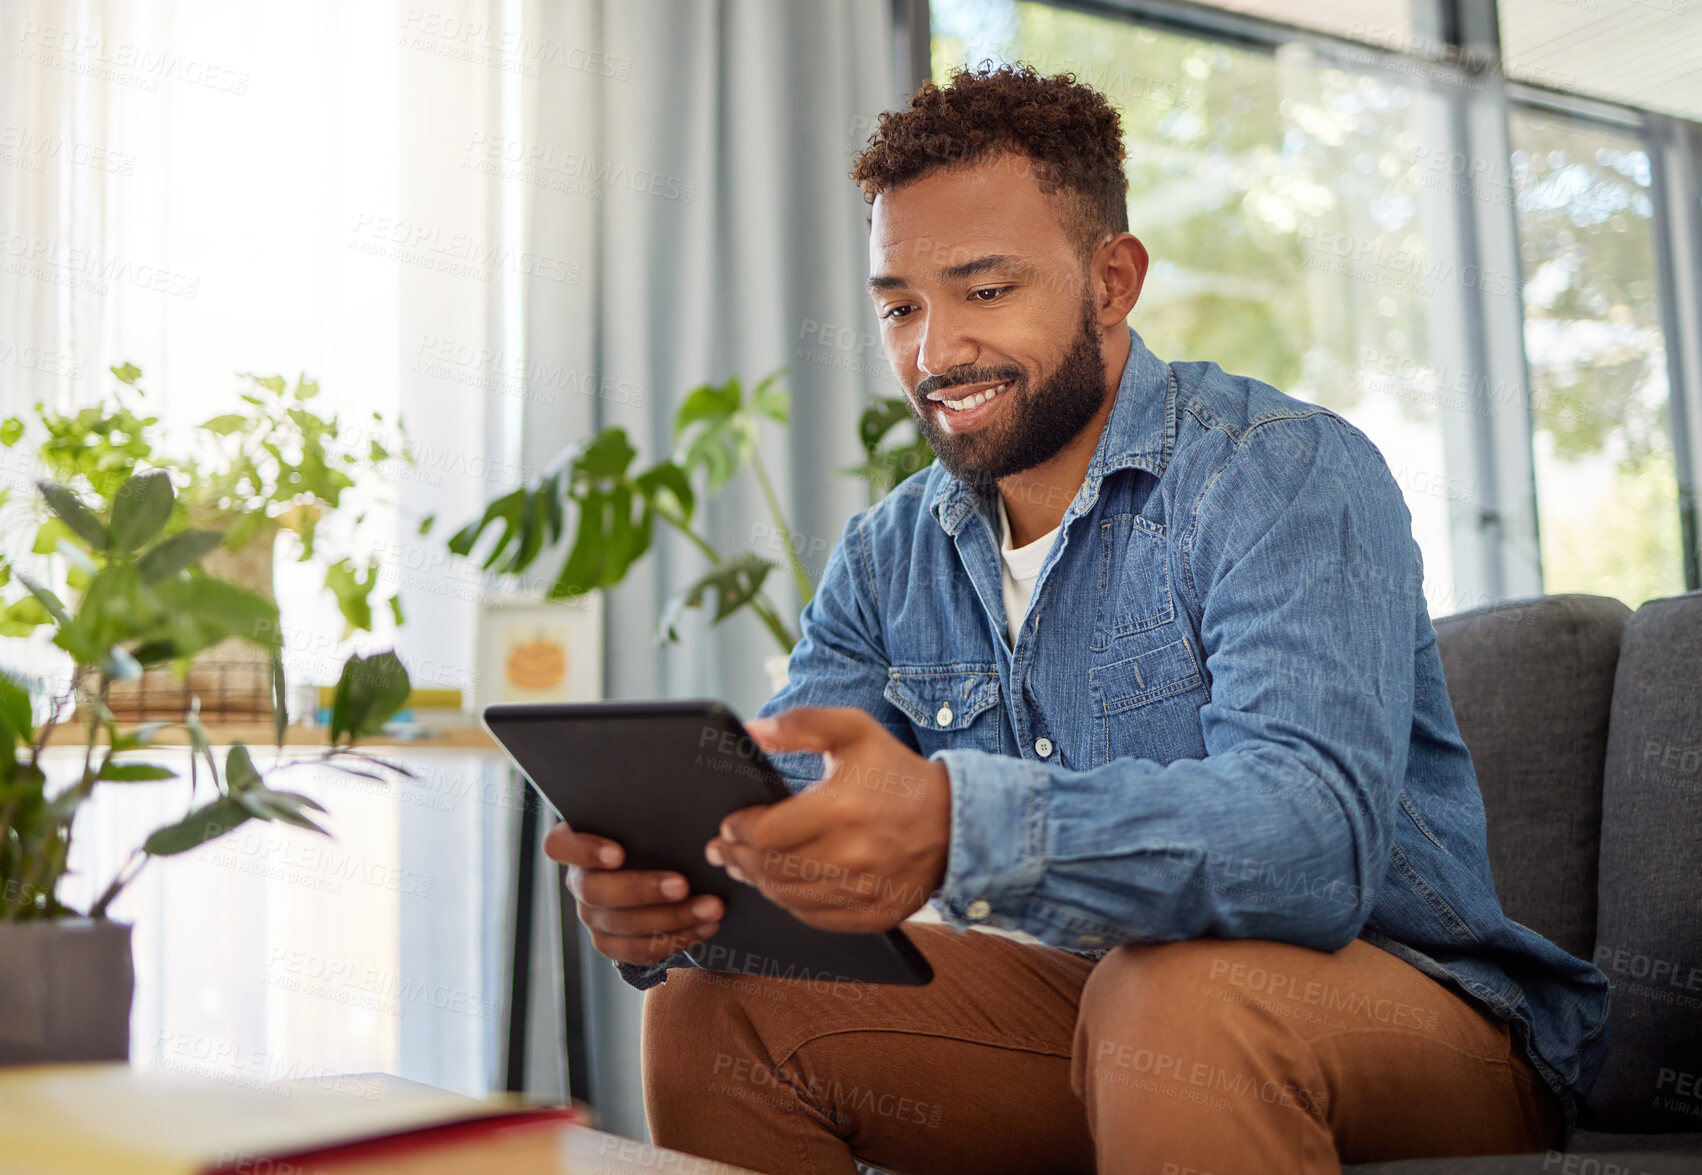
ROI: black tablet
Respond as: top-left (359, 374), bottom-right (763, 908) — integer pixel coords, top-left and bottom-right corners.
top-left (481, 700), bottom-right (933, 986)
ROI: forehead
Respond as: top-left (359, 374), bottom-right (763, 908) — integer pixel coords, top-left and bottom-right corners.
top-left (868, 155), bottom-right (1074, 279)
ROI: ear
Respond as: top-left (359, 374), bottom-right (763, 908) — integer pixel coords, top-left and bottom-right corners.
top-left (1095, 233), bottom-right (1149, 325)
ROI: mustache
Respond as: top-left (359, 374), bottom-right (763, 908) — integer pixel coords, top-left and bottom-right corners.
top-left (914, 365), bottom-right (1025, 400)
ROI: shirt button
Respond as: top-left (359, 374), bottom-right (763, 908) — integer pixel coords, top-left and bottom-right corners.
top-left (1034, 737), bottom-right (1054, 758)
top-left (965, 898), bottom-right (991, 921)
top-left (935, 706), bottom-right (953, 726)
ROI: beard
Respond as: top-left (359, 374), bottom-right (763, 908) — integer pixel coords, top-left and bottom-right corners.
top-left (907, 301), bottom-right (1109, 493)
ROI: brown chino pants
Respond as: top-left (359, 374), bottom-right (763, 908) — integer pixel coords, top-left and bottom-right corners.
top-left (642, 924), bottom-right (1563, 1174)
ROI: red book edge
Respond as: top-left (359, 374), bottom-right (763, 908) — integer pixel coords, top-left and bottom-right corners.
top-left (199, 1106), bottom-right (583, 1172)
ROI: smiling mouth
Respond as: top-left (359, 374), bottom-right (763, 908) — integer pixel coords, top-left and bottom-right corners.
top-left (930, 380), bottom-right (1012, 413)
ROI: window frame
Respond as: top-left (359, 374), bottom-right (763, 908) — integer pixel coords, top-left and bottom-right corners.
top-left (911, 0), bottom-right (1702, 599)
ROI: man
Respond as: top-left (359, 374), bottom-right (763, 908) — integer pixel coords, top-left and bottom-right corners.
top-left (544, 65), bottom-right (1609, 1173)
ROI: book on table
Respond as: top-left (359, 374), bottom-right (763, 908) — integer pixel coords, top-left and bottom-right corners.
top-left (0, 1063), bottom-right (758, 1174)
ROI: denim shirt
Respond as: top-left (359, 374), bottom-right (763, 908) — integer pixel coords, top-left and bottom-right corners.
top-left (624, 328), bottom-right (1610, 1132)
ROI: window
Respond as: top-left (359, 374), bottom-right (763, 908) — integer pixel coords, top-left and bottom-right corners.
top-left (933, 1), bottom-right (1462, 606)
top-left (1511, 111), bottom-right (1686, 605)
top-left (931, 0), bottom-right (1702, 612)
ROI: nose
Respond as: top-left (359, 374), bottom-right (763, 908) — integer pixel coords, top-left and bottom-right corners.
top-left (915, 304), bottom-right (977, 380)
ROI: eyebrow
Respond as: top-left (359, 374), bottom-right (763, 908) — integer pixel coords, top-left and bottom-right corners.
top-left (866, 253), bottom-right (1027, 293)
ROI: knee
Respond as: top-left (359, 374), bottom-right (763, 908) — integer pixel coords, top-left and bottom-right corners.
top-left (1078, 938), bottom-right (1226, 1042)
top-left (642, 970), bottom-right (747, 1103)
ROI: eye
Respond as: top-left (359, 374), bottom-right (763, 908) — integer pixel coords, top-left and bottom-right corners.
top-left (880, 303), bottom-right (915, 321)
top-left (970, 286), bottom-right (1013, 302)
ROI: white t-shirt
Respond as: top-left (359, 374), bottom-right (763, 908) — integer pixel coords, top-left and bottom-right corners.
top-left (997, 498), bottom-right (1060, 647)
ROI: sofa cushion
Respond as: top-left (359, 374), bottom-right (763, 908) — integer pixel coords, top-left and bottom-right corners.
top-left (1434, 595), bottom-right (1630, 960)
top-left (1584, 590), bottom-right (1702, 1134)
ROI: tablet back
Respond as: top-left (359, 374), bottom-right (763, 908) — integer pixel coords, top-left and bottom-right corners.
top-left (483, 700), bottom-right (933, 986)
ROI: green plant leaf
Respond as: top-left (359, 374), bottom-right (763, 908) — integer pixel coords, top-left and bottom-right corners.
top-left (54, 564), bottom-right (145, 664)
top-left (750, 371), bottom-right (790, 424)
top-left (225, 743), bottom-right (261, 791)
top-left (201, 413), bottom-right (248, 436)
top-left (574, 428), bottom-right (638, 479)
top-left (184, 710), bottom-right (217, 789)
top-left (111, 721), bottom-right (169, 751)
top-left (30, 517), bottom-right (71, 556)
top-left (673, 378), bottom-right (741, 435)
top-left (109, 470), bottom-right (176, 552)
top-left (0, 595), bottom-right (50, 637)
top-left (16, 575), bottom-right (70, 629)
top-left (447, 488), bottom-right (525, 568)
top-left (849, 398), bottom-right (934, 495)
top-left (236, 787), bottom-right (328, 834)
top-left (111, 363), bottom-right (142, 385)
top-left (270, 654), bottom-right (287, 747)
top-left (137, 529), bottom-right (223, 582)
top-left (329, 650), bottom-right (411, 744)
top-left (142, 795), bottom-right (251, 855)
top-left (133, 577), bottom-right (279, 663)
top-left (634, 462), bottom-right (695, 524)
top-left (0, 670), bottom-right (33, 748)
top-left (0, 417), bottom-right (23, 447)
top-left (553, 489), bottom-right (608, 598)
top-left (657, 554), bottom-right (776, 643)
top-left (36, 481), bottom-right (108, 551)
top-left (99, 762), bottom-right (177, 782)
top-left (326, 559), bottom-right (375, 634)
top-left (672, 378), bottom-right (752, 491)
top-left (387, 595), bottom-right (405, 626)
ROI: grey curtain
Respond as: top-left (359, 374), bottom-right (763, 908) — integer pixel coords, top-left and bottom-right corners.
top-left (514, 0), bottom-right (904, 1135)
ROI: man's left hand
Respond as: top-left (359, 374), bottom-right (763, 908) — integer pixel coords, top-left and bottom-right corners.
top-left (706, 707), bottom-right (951, 933)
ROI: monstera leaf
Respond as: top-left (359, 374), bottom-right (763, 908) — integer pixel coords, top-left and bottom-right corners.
top-left (657, 554), bottom-right (776, 644)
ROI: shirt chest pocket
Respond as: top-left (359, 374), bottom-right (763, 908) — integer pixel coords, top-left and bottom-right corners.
top-left (1087, 635), bottom-right (1208, 768)
top-left (1088, 512), bottom-right (1208, 767)
top-left (1093, 513), bottom-right (1173, 650)
top-left (884, 663), bottom-right (1003, 756)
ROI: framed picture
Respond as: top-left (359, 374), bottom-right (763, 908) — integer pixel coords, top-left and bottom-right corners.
top-left (474, 592), bottom-right (603, 708)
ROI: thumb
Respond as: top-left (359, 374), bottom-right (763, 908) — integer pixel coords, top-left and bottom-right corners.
top-left (745, 706), bottom-right (875, 755)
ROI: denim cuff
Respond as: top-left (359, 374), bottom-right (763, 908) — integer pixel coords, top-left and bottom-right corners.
top-left (932, 749), bottom-right (1049, 929)
top-left (614, 952), bottom-right (692, 991)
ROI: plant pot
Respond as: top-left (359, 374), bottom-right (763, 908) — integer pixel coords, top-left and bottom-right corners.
top-left (0, 919), bottom-right (134, 1065)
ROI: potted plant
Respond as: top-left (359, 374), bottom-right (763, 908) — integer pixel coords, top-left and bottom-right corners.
top-left (10, 364), bottom-right (409, 718)
top-left (447, 372), bottom-right (932, 678)
top-left (0, 468), bottom-right (413, 1065)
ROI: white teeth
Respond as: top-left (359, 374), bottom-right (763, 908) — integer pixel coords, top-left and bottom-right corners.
top-left (942, 382), bottom-right (1009, 412)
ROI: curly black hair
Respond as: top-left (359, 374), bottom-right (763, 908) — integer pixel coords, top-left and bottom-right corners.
top-left (850, 63), bottom-right (1129, 258)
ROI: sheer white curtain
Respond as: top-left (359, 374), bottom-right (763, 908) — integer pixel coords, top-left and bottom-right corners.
top-left (0, 0), bottom-right (522, 1099)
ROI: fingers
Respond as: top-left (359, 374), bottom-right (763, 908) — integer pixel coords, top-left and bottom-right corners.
top-left (744, 706), bottom-right (875, 755)
top-left (543, 822), bottom-right (623, 869)
top-left (584, 919), bottom-right (722, 967)
top-left (576, 894), bottom-right (723, 938)
top-left (567, 866), bottom-right (691, 907)
top-left (718, 788), bottom-right (836, 853)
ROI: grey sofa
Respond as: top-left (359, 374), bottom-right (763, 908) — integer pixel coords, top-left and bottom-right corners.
top-left (1346, 591), bottom-right (1702, 1173)
top-left (855, 592), bottom-right (1701, 1175)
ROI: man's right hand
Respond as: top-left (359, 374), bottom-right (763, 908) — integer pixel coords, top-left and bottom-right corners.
top-left (543, 822), bottom-right (724, 966)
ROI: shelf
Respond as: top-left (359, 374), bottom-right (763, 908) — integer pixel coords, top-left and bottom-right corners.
top-left (42, 722), bottom-right (500, 752)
